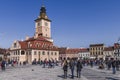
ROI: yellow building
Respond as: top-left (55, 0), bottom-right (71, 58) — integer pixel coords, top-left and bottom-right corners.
top-left (90, 44), bottom-right (104, 59)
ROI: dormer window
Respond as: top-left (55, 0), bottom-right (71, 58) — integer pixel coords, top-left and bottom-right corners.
top-left (28, 42), bottom-right (31, 48)
top-left (30, 44), bottom-right (32, 47)
top-left (36, 43), bottom-right (39, 48)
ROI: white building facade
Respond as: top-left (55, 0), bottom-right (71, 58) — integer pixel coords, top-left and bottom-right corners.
top-left (114, 43), bottom-right (120, 59)
top-left (103, 47), bottom-right (114, 60)
top-left (78, 48), bottom-right (90, 59)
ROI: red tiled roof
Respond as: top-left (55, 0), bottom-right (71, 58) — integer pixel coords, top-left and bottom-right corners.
top-left (58, 47), bottom-right (67, 54)
top-left (0, 48), bottom-right (6, 54)
top-left (104, 46), bottom-right (114, 51)
top-left (25, 36), bottom-right (51, 43)
top-left (18, 37), bottom-right (58, 51)
top-left (19, 41), bottom-right (28, 49)
top-left (66, 48), bottom-right (89, 54)
top-left (79, 48), bottom-right (89, 52)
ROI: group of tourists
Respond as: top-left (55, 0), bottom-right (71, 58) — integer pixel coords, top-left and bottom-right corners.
top-left (1, 57), bottom-right (120, 80)
top-left (62, 58), bottom-right (83, 79)
top-left (88, 58), bottom-right (120, 74)
top-left (0, 59), bottom-right (20, 71)
top-left (32, 58), bottom-right (59, 68)
top-left (61, 57), bottom-right (120, 79)
top-left (105, 58), bottom-right (120, 74)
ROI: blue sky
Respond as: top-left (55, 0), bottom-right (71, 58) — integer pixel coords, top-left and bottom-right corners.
top-left (0, 0), bottom-right (120, 48)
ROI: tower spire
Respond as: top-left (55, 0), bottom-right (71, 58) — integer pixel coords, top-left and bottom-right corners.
top-left (42, 0), bottom-right (44, 7)
top-left (35, 0), bottom-right (51, 22)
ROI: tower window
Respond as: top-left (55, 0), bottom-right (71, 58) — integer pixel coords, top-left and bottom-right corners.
top-left (45, 22), bottom-right (48, 26)
top-left (37, 22), bottom-right (40, 26)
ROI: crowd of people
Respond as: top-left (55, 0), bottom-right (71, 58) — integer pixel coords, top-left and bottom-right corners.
top-left (61, 58), bottom-right (120, 79)
top-left (0, 57), bottom-right (120, 79)
top-left (62, 58), bottom-right (83, 79)
top-left (32, 58), bottom-right (59, 68)
top-left (0, 59), bottom-right (22, 71)
top-left (87, 58), bottom-right (120, 74)
top-left (0, 58), bottom-right (59, 71)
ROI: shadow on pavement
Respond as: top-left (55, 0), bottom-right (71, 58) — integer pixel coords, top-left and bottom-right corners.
top-left (57, 75), bottom-right (65, 78)
top-left (106, 77), bottom-right (119, 80)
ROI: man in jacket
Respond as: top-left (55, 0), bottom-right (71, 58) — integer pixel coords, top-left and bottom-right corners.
top-left (76, 59), bottom-right (83, 78)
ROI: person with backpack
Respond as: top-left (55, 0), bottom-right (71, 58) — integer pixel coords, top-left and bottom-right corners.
top-left (62, 59), bottom-right (68, 79)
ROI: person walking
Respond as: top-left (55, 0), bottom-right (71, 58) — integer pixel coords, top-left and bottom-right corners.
top-left (76, 59), bottom-right (83, 78)
top-left (90, 60), bottom-right (93, 68)
top-left (63, 59), bottom-right (68, 79)
top-left (116, 59), bottom-right (119, 71)
top-left (69, 58), bottom-right (75, 79)
top-left (107, 60), bottom-right (111, 70)
top-left (1, 60), bottom-right (6, 71)
top-left (111, 59), bottom-right (116, 74)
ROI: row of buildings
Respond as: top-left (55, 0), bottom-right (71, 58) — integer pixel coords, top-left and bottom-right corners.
top-left (1, 42), bottom-right (120, 63)
top-left (0, 5), bottom-right (120, 64)
top-left (59, 43), bottom-right (120, 60)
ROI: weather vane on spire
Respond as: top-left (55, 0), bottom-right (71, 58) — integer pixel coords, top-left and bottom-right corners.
top-left (42, 0), bottom-right (45, 7)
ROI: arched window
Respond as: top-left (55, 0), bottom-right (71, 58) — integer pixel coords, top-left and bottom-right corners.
top-left (21, 51), bottom-right (25, 55)
top-left (47, 52), bottom-right (49, 55)
top-left (51, 52), bottom-right (53, 55)
top-left (42, 51), bottom-right (45, 55)
top-left (38, 51), bottom-right (41, 55)
top-left (34, 51), bottom-right (37, 55)
top-left (55, 52), bottom-right (57, 55)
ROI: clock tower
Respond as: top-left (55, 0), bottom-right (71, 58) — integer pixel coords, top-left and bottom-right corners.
top-left (35, 5), bottom-right (52, 40)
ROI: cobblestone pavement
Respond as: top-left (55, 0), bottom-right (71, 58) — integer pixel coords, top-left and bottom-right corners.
top-left (0, 65), bottom-right (120, 80)
top-left (0, 65), bottom-right (87, 80)
top-left (82, 66), bottom-right (120, 80)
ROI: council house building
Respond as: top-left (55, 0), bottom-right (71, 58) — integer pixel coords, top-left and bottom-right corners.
top-left (10, 5), bottom-right (59, 64)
